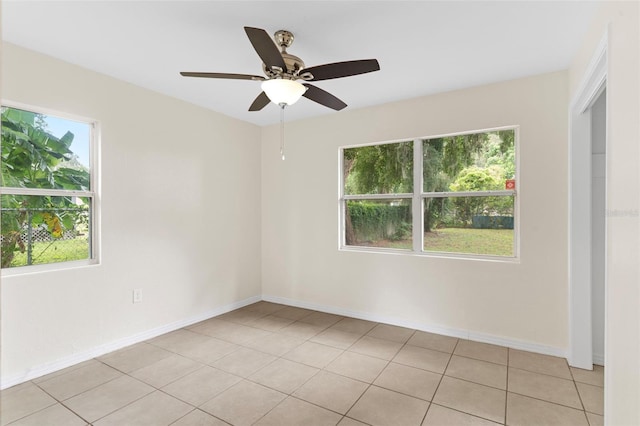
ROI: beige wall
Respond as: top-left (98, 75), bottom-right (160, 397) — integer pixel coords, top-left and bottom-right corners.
top-left (569, 2), bottom-right (640, 424)
top-left (261, 71), bottom-right (569, 354)
top-left (4, 5), bottom-right (638, 420)
top-left (1, 43), bottom-right (263, 385)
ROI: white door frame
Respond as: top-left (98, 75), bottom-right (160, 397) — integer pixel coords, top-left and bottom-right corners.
top-left (568, 29), bottom-right (608, 369)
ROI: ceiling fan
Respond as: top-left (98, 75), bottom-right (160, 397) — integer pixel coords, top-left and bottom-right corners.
top-left (180, 27), bottom-right (380, 112)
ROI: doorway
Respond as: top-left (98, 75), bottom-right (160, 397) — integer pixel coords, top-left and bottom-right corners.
top-left (568, 31), bottom-right (607, 370)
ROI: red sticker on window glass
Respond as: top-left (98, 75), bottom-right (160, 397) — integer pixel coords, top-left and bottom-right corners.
top-left (505, 179), bottom-right (515, 190)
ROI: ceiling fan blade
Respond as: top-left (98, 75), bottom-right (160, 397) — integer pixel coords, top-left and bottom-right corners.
top-left (180, 72), bottom-right (265, 81)
top-left (244, 27), bottom-right (287, 72)
top-left (301, 59), bottom-right (380, 81)
top-left (302, 84), bottom-right (347, 111)
top-left (249, 92), bottom-right (271, 111)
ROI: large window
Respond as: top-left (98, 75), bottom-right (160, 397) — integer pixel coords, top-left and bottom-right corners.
top-left (1, 105), bottom-right (97, 270)
top-left (341, 128), bottom-right (517, 258)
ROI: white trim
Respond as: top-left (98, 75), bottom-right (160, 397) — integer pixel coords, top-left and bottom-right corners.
top-left (1, 100), bottom-right (97, 125)
top-left (340, 244), bottom-right (520, 263)
top-left (0, 295), bottom-right (261, 390)
top-left (340, 124), bottom-right (519, 151)
top-left (343, 193), bottom-right (413, 200)
top-left (89, 120), bottom-right (101, 263)
top-left (571, 32), bottom-right (608, 113)
top-left (412, 138), bottom-right (423, 252)
top-left (568, 28), bottom-right (608, 369)
top-left (513, 126), bottom-right (521, 258)
top-left (593, 353), bottom-right (605, 367)
top-left (0, 101), bottom-right (101, 272)
top-left (0, 187), bottom-right (94, 197)
top-left (262, 294), bottom-right (565, 358)
top-left (421, 190), bottom-right (515, 199)
top-left (1, 258), bottom-right (99, 277)
top-left (339, 126), bottom-right (519, 259)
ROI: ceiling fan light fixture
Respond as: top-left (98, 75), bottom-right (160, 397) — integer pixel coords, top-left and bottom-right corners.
top-left (261, 79), bottom-right (306, 106)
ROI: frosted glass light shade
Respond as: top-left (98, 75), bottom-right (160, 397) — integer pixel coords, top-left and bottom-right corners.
top-left (261, 79), bottom-right (306, 106)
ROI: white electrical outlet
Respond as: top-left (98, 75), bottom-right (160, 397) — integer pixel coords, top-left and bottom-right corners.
top-left (133, 288), bottom-right (142, 303)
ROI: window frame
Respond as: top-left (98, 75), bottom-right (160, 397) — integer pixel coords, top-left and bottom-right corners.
top-left (1, 100), bottom-right (100, 274)
top-left (339, 126), bottom-right (519, 261)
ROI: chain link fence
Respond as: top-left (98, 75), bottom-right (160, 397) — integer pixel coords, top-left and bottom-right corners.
top-left (1, 207), bottom-right (89, 266)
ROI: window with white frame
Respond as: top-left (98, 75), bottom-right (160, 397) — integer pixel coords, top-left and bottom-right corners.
top-left (341, 128), bottom-right (517, 258)
top-left (1, 105), bottom-right (97, 269)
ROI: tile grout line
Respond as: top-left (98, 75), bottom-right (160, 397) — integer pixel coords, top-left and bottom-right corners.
top-left (2, 390), bottom-right (58, 426)
top-left (32, 359), bottom-right (133, 425)
top-left (323, 323), bottom-right (402, 424)
top-left (504, 348), bottom-right (510, 425)
top-left (242, 343), bottom-right (329, 425)
top-left (507, 364), bottom-right (582, 382)
top-left (96, 338), bottom-right (241, 424)
top-left (566, 359), bottom-right (595, 424)
top-left (234, 315), bottom-right (362, 425)
top-left (506, 389), bottom-right (593, 413)
top-left (420, 336), bottom-right (459, 425)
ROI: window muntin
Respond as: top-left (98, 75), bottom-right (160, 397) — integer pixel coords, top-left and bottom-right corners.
top-left (1, 105), bottom-right (96, 270)
top-left (341, 128), bottom-right (517, 258)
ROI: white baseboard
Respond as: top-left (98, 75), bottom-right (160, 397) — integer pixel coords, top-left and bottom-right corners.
top-left (262, 294), bottom-right (567, 359)
top-left (593, 353), bottom-right (605, 366)
top-left (3, 292), bottom-right (569, 390)
top-left (0, 295), bottom-right (260, 390)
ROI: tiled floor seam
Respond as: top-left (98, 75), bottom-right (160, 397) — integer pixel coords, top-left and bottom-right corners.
top-left (569, 361), bottom-right (597, 418)
top-left (429, 402), bottom-right (505, 425)
top-left (282, 394), bottom-right (358, 421)
top-left (370, 383), bottom-right (433, 403)
top-left (454, 352), bottom-right (509, 367)
top-left (244, 370), bottom-right (321, 426)
top-left (507, 365), bottom-right (578, 381)
top-left (338, 354), bottom-right (393, 423)
top-left (575, 380), bottom-right (604, 388)
top-left (332, 338), bottom-right (439, 419)
top-left (568, 363), bottom-right (593, 426)
top-left (85, 358), bottom-right (224, 424)
top-left (507, 390), bottom-right (588, 412)
top-left (85, 381), bottom-right (173, 425)
top-left (504, 347), bottom-right (510, 425)
top-left (3, 395), bottom-right (58, 426)
top-left (167, 408), bottom-right (200, 426)
top-left (32, 365), bottom-right (131, 424)
top-left (442, 374), bottom-right (508, 392)
top-left (421, 338), bottom-right (459, 425)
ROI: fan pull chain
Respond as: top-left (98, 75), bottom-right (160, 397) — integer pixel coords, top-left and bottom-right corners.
top-left (280, 103), bottom-right (286, 160)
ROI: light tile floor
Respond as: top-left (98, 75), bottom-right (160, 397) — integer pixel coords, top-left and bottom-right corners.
top-left (0, 302), bottom-right (605, 425)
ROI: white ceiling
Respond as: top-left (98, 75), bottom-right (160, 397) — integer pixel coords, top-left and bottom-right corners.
top-left (2, 1), bottom-right (600, 126)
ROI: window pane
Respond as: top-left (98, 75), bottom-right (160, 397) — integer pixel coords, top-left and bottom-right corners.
top-left (423, 196), bottom-right (514, 256)
top-left (1, 106), bottom-right (91, 190)
top-left (344, 141), bottom-right (413, 195)
top-left (1, 195), bottom-right (91, 268)
top-left (345, 199), bottom-right (412, 249)
top-left (423, 130), bottom-right (515, 193)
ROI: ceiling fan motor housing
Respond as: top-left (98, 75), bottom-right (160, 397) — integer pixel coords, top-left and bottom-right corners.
top-left (262, 30), bottom-right (306, 79)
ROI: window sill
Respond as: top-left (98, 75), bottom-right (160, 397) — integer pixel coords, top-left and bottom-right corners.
top-left (339, 245), bottom-right (520, 263)
top-left (1, 258), bottom-right (100, 277)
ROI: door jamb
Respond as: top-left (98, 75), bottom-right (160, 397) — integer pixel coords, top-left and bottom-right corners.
top-left (568, 29), bottom-right (608, 369)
